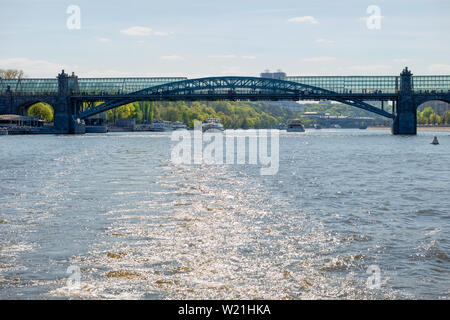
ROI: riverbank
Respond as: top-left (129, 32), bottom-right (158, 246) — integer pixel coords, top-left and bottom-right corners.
top-left (368, 126), bottom-right (450, 132)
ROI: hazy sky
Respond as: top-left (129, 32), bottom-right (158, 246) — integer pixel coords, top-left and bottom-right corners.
top-left (0, 0), bottom-right (449, 78)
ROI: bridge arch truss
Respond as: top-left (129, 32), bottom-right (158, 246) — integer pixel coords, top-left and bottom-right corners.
top-left (75, 77), bottom-right (395, 119)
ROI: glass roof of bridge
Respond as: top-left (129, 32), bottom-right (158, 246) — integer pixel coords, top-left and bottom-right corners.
top-left (0, 77), bottom-right (187, 94)
top-left (1, 75), bottom-right (449, 94)
top-left (77, 77), bottom-right (187, 94)
top-left (412, 76), bottom-right (450, 92)
top-left (284, 76), bottom-right (400, 94)
top-left (0, 78), bottom-right (58, 94)
top-left (285, 75), bottom-right (450, 94)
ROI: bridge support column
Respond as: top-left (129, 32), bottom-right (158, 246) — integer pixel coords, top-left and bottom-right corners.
top-left (53, 70), bottom-right (85, 134)
top-left (392, 67), bottom-right (417, 135)
top-left (392, 97), bottom-right (417, 135)
top-left (0, 87), bottom-right (14, 115)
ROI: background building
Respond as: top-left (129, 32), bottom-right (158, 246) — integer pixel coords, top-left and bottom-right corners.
top-left (260, 69), bottom-right (287, 80)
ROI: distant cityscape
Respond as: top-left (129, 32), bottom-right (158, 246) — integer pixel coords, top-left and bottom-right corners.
top-left (260, 70), bottom-right (287, 80)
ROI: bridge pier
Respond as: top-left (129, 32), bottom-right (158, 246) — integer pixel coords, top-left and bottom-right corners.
top-left (53, 70), bottom-right (85, 134)
top-left (392, 67), bottom-right (417, 135)
top-left (392, 97), bottom-right (417, 135)
top-left (53, 102), bottom-right (85, 134)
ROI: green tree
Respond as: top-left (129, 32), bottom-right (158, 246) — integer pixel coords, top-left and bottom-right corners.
top-left (421, 107), bottom-right (434, 119)
top-left (444, 111), bottom-right (450, 124)
top-left (28, 103), bottom-right (54, 121)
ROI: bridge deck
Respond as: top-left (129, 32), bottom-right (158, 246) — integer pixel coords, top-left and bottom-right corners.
top-left (1, 75), bottom-right (449, 95)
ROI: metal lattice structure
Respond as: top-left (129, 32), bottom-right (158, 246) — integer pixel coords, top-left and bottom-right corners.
top-left (2, 75), bottom-right (450, 95)
top-left (77, 76), bottom-right (395, 119)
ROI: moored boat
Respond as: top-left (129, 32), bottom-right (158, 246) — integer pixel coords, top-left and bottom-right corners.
top-left (287, 119), bottom-right (305, 132)
top-left (202, 118), bottom-right (224, 132)
top-left (172, 121), bottom-right (187, 130)
top-left (150, 120), bottom-right (172, 132)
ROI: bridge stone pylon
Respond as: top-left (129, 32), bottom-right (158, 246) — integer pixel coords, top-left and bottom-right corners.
top-left (53, 70), bottom-right (85, 134)
top-left (392, 67), bottom-right (417, 135)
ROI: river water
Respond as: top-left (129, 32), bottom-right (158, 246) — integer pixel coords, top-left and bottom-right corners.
top-left (0, 129), bottom-right (449, 299)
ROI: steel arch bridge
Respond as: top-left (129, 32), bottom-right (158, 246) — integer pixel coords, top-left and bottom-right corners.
top-left (2, 68), bottom-right (450, 134)
top-left (76, 76), bottom-right (395, 119)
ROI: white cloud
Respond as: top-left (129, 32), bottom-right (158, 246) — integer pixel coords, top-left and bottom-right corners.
top-left (288, 16), bottom-right (318, 24)
top-left (121, 26), bottom-right (152, 36)
top-left (160, 55), bottom-right (185, 61)
top-left (208, 55), bottom-right (238, 59)
top-left (358, 16), bottom-right (384, 23)
top-left (315, 38), bottom-right (334, 44)
top-left (428, 64), bottom-right (450, 73)
top-left (347, 65), bottom-right (392, 72)
top-left (98, 37), bottom-right (111, 43)
top-left (207, 55), bottom-right (256, 60)
top-left (153, 31), bottom-right (169, 37)
top-left (220, 66), bottom-right (241, 75)
top-left (0, 57), bottom-right (77, 77)
top-left (302, 57), bottom-right (336, 62)
top-left (81, 69), bottom-right (137, 77)
top-left (393, 58), bottom-right (413, 63)
top-left (120, 26), bottom-right (172, 37)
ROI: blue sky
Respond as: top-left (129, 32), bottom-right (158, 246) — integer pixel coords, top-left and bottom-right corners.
top-left (0, 0), bottom-right (449, 78)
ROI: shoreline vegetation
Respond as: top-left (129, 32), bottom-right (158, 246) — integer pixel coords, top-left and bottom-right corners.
top-left (102, 100), bottom-right (387, 129)
top-left (18, 100), bottom-right (450, 130)
top-left (102, 101), bottom-right (450, 129)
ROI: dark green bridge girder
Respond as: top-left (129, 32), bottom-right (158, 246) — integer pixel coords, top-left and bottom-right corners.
top-left (76, 76), bottom-right (395, 119)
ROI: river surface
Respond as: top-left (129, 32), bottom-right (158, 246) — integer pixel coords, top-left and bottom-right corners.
top-left (0, 129), bottom-right (449, 299)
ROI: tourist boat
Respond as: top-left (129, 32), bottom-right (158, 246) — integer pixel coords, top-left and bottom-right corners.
top-left (286, 119), bottom-right (305, 132)
top-left (202, 118), bottom-right (224, 132)
top-left (172, 121), bottom-right (187, 130)
top-left (276, 123), bottom-right (287, 130)
top-left (149, 120), bottom-right (172, 132)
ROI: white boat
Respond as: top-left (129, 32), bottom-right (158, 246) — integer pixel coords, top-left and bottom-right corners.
top-left (202, 118), bottom-right (224, 132)
top-left (286, 119), bottom-right (305, 132)
top-left (172, 121), bottom-right (187, 130)
top-left (149, 120), bottom-right (172, 132)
